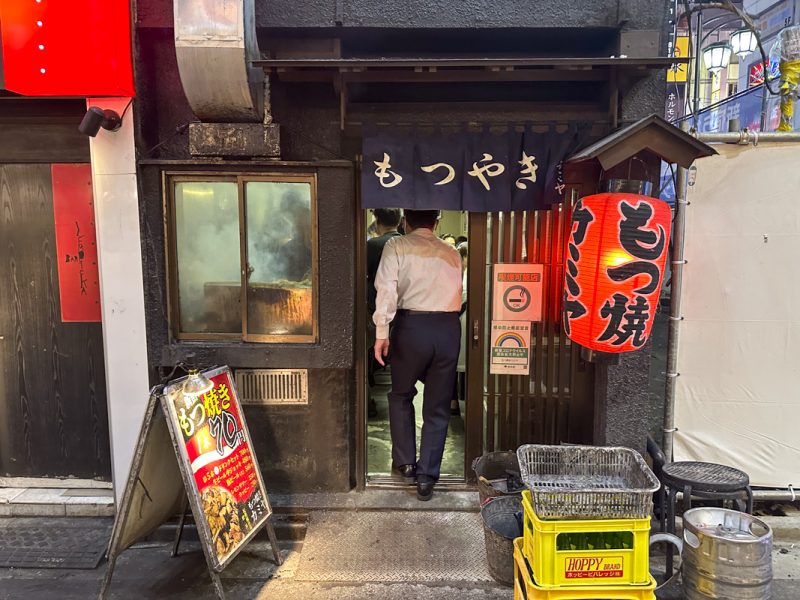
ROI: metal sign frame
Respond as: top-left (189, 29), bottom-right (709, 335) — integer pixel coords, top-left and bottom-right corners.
top-left (99, 370), bottom-right (282, 600)
top-left (161, 365), bottom-right (273, 572)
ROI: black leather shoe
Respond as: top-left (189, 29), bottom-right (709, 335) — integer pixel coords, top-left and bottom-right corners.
top-left (392, 464), bottom-right (416, 484)
top-left (417, 480), bottom-right (434, 501)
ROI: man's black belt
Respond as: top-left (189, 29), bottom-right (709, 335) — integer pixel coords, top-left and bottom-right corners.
top-left (397, 309), bottom-right (458, 316)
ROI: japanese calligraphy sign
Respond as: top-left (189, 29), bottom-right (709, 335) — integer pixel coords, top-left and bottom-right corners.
top-left (492, 264), bottom-right (544, 322)
top-left (490, 321), bottom-right (531, 375)
top-left (563, 193), bottom-right (671, 353)
top-left (51, 164), bottom-right (101, 322)
top-left (361, 125), bottom-right (591, 211)
top-left (163, 367), bottom-right (271, 571)
top-left (667, 36), bottom-right (689, 83)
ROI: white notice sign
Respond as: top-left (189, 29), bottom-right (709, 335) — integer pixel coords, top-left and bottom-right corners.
top-left (492, 263), bottom-right (544, 322)
top-left (490, 321), bottom-right (531, 375)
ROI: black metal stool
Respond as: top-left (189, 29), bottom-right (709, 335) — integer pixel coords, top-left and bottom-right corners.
top-left (659, 461), bottom-right (753, 578)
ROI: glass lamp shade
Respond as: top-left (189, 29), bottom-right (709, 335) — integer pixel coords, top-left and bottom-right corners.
top-left (730, 28), bottom-right (758, 60)
top-left (182, 369), bottom-right (213, 399)
top-left (702, 42), bottom-right (733, 74)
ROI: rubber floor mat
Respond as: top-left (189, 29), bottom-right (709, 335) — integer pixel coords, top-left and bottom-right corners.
top-left (294, 510), bottom-right (494, 582)
top-left (0, 518), bottom-right (111, 569)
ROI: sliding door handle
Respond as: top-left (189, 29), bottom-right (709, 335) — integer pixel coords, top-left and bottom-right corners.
top-left (472, 320), bottom-right (480, 347)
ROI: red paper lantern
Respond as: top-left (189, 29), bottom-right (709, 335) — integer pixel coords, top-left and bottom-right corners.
top-left (0, 0), bottom-right (134, 97)
top-left (563, 192), bottom-right (671, 353)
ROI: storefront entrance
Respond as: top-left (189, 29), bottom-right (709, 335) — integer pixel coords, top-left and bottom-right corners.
top-left (357, 198), bottom-right (594, 487)
top-left (364, 210), bottom-right (468, 481)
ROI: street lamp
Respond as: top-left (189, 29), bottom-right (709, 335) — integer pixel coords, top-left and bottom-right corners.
top-left (702, 41), bottom-right (733, 74)
top-left (730, 28), bottom-right (758, 60)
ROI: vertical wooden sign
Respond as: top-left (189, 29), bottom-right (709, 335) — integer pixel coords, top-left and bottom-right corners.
top-left (51, 164), bottom-right (101, 322)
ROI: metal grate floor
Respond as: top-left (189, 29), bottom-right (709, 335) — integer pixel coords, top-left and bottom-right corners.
top-left (294, 510), bottom-right (494, 583)
top-left (0, 518), bottom-right (111, 569)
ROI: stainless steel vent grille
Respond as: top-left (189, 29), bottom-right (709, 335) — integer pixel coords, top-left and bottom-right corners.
top-left (234, 369), bottom-right (308, 405)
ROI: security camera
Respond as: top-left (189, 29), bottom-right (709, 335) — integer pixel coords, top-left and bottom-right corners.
top-left (79, 107), bottom-right (122, 137)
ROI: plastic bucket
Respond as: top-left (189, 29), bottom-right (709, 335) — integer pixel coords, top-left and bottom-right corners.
top-left (472, 451), bottom-right (522, 504)
top-left (480, 495), bottom-right (523, 586)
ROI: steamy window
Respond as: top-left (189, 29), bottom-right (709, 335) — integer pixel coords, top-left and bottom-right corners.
top-left (168, 174), bottom-right (318, 343)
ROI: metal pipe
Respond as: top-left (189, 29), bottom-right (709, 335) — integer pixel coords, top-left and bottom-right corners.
top-left (692, 10), bottom-right (704, 123)
top-left (672, 489), bottom-right (798, 502)
top-left (663, 125), bottom-right (689, 462)
top-left (751, 489), bottom-right (799, 502)
top-left (697, 131), bottom-right (800, 143)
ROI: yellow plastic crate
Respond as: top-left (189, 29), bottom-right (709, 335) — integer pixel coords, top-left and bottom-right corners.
top-left (522, 490), bottom-right (651, 587)
top-left (514, 538), bottom-right (656, 600)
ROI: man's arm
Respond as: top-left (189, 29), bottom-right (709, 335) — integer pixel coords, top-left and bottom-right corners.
top-left (373, 239), bottom-right (400, 365)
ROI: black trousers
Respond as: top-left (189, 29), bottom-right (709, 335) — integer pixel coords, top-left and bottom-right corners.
top-left (388, 311), bottom-right (460, 482)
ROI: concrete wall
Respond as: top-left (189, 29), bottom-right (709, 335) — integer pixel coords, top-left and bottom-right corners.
top-left (134, 27), bottom-right (355, 493)
top-left (255, 0), bottom-right (665, 30)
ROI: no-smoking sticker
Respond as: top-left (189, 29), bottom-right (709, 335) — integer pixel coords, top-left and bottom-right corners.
top-left (492, 264), bottom-right (544, 322)
top-left (503, 285), bottom-right (531, 312)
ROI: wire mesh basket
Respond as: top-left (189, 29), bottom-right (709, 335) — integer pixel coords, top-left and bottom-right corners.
top-left (517, 444), bottom-right (660, 520)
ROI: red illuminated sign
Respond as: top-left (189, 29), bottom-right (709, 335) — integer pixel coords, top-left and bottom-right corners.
top-left (0, 0), bottom-right (134, 97)
top-left (563, 193), bottom-right (671, 353)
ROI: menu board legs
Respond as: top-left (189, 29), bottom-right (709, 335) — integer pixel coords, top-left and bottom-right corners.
top-left (100, 369), bottom-right (282, 600)
top-left (172, 496), bottom-right (190, 557)
top-left (266, 521), bottom-right (283, 565)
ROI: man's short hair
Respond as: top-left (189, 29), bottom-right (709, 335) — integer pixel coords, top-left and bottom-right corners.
top-left (373, 208), bottom-right (402, 228)
top-left (404, 209), bottom-right (440, 230)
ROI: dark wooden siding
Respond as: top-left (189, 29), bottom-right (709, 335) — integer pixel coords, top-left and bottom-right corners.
top-left (0, 164), bottom-right (110, 479)
top-left (466, 190), bottom-right (595, 465)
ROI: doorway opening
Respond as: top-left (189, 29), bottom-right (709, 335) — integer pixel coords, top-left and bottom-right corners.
top-left (364, 209), bottom-right (469, 482)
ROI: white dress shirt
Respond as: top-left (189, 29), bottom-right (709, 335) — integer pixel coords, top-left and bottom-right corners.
top-left (373, 228), bottom-right (463, 339)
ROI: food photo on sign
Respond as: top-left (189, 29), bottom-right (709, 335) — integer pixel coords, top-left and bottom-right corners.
top-left (163, 366), bottom-right (271, 569)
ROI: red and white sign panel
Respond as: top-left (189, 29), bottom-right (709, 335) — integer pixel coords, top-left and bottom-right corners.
top-left (492, 263), bottom-right (544, 322)
top-left (51, 164), bottom-right (101, 322)
top-left (164, 367), bottom-right (271, 570)
top-left (0, 0), bottom-right (134, 96)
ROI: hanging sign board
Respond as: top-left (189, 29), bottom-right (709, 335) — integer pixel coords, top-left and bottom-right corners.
top-left (490, 321), bottom-right (531, 375)
top-left (162, 366), bottom-right (271, 571)
top-left (100, 367), bottom-right (281, 600)
top-left (492, 263), bottom-right (544, 322)
top-left (51, 164), bottom-right (101, 322)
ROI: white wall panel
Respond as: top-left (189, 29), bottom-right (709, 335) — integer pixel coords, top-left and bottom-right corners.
top-left (87, 97), bottom-right (150, 505)
top-left (675, 143), bottom-right (800, 488)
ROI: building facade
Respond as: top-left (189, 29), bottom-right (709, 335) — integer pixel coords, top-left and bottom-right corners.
top-left (1, 0), bottom-right (675, 495)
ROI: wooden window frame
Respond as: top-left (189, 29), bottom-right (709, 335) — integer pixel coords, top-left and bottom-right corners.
top-left (164, 171), bottom-right (319, 344)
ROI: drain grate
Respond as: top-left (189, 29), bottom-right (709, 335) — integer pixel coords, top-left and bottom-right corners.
top-left (235, 369), bottom-right (309, 405)
top-left (294, 510), bottom-right (493, 583)
top-left (0, 519), bottom-right (111, 570)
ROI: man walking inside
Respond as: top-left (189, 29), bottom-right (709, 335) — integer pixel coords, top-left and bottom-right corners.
top-left (373, 209), bottom-right (463, 500)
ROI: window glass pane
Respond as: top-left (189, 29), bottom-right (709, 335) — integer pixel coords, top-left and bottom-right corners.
top-left (245, 181), bottom-right (313, 337)
top-left (175, 182), bottom-right (241, 334)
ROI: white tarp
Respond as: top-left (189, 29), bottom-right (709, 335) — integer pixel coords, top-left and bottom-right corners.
top-left (675, 142), bottom-right (800, 488)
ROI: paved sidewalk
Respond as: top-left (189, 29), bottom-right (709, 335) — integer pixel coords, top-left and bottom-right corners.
top-left (0, 479), bottom-right (114, 518)
top-left (0, 511), bottom-right (798, 600)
